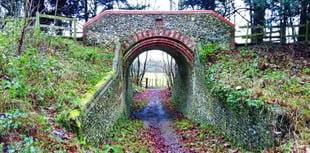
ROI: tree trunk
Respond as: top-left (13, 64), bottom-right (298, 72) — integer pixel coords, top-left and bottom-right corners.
top-left (280, 1), bottom-right (289, 44)
top-left (251, 0), bottom-right (266, 44)
top-left (17, 0), bottom-right (30, 55)
top-left (84, 0), bottom-right (89, 22)
top-left (139, 52), bottom-right (148, 87)
top-left (298, 0), bottom-right (309, 42)
top-left (136, 56), bottom-right (140, 86)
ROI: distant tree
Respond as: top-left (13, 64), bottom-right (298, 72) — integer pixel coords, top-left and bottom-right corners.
top-left (178, 0), bottom-right (235, 17)
top-left (97, 0), bottom-right (148, 12)
top-left (178, 0), bottom-right (216, 10)
top-left (170, 0), bottom-right (173, 10)
top-left (30, 0), bottom-right (45, 15)
top-left (80, 0), bottom-right (148, 22)
top-left (0, 0), bottom-right (23, 17)
top-left (265, 0), bottom-right (301, 43)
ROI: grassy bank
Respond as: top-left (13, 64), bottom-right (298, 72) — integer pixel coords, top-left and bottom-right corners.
top-left (203, 44), bottom-right (309, 152)
top-left (0, 21), bottom-right (113, 152)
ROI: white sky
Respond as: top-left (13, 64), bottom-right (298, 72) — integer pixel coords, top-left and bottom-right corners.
top-left (127, 0), bottom-right (180, 11)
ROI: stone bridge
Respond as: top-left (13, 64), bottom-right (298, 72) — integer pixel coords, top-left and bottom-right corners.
top-left (65, 10), bottom-right (273, 150)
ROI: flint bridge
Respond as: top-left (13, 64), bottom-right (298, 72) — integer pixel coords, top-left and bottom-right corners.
top-left (67, 10), bottom-right (272, 150)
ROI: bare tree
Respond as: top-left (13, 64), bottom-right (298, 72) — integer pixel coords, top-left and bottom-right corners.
top-left (17, 0), bottom-right (33, 55)
top-left (130, 52), bottom-right (149, 87)
top-left (161, 52), bottom-right (175, 88)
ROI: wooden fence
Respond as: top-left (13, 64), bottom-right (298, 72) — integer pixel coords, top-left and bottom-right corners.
top-left (34, 12), bottom-right (81, 40)
top-left (0, 12), bottom-right (81, 40)
top-left (141, 77), bottom-right (168, 88)
top-left (235, 23), bottom-right (309, 45)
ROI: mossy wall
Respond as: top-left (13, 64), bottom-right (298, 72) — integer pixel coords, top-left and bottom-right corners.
top-left (75, 41), bottom-right (126, 145)
top-left (80, 74), bottom-right (126, 144)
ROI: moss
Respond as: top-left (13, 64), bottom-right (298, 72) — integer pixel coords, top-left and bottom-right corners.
top-left (56, 107), bottom-right (83, 138)
top-left (77, 72), bottom-right (115, 106)
top-left (69, 109), bottom-right (81, 119)
top-left (56, 71), bottom-right (119, 142)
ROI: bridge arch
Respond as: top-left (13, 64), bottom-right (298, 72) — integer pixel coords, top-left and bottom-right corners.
top-left (122, 33), bottom-right (195, 111)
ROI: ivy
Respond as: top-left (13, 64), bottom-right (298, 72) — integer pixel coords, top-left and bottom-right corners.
top-left (199, 43), bottom-right (222, 63)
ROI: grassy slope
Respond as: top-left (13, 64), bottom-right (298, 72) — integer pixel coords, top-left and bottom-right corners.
top-left (204, 45), bottom-right (309, 152)
top-left (0, 23), bottom-right (113, 152)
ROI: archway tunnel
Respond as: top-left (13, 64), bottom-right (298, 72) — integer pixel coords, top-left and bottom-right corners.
top-left (122, 37), bottom-right (195, 115)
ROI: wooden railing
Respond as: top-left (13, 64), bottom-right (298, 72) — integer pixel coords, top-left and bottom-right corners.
top-left (235, 23), bottom-right (309, 45)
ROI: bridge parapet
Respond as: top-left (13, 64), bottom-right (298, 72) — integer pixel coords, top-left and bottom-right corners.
top-left (83, 10), bottom-right (234, 49)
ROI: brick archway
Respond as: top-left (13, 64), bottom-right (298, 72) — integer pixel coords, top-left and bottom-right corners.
top-left (122, 30), bottom-right (196, 71)
top-left (122, 29), bottom-right (196, 51)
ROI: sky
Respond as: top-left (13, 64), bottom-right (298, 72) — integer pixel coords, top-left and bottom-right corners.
top-left (128, 0), bottom-right (180, 11)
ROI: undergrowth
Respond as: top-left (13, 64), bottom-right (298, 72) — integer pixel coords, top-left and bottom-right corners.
top-left (0, 19), bottom-right (113, 152)
top-left (203, 45), bottom-right (309, 152)
top-left (100, 118), bottom-right (153, 152)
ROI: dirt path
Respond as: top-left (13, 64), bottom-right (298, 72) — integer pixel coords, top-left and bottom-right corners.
top-left (131, 89), bottom-right (188, 152)
top-left (128, 88), bottom-right (242, 153)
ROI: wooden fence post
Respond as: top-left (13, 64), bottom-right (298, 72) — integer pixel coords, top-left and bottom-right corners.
top-left (145, 78), bottom-right (148, 88)
top-left (245, 23), bottom-right (249, 46)
top-left (306, 22), bottom-right (309, 43)
top-left (35, 12), bottom-right (40, 29)
top-left (73, 17), bottom-right (77, 41)
top-left (269, 25), bottom-right (272, 42)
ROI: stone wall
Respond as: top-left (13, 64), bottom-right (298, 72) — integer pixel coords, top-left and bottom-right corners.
top-left (74, 41), bottom-right (125, 145)
top-left (80, 74), bottom-right (126, 144)
top-left (173, 53), bottom-right (274, 151)
top-left (83, 10), bottom-right (234, 50)
top-left (171, 63), bottom-right (192, 115)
